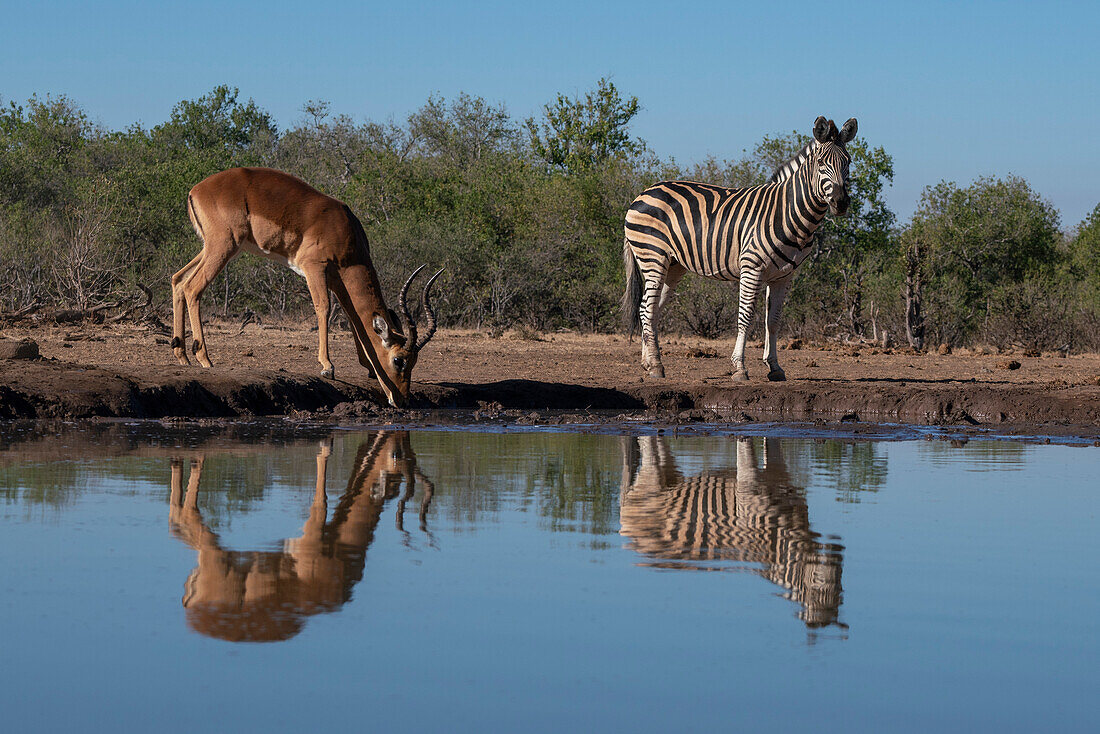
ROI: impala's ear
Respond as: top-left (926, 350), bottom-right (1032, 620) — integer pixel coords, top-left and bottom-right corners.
top-left (813, 116), bottom-right (830, 143)
top-left (373, 314), bottom-right (397, 346)
top-left (839, 117), bottom-right (858, 144)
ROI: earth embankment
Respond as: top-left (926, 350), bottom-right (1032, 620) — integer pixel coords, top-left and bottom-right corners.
top-left (2, 322), bottom-right (1099, 437)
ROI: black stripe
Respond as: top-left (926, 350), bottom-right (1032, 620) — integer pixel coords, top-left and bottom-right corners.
top-left (187, 194), bottom-right (205, 239)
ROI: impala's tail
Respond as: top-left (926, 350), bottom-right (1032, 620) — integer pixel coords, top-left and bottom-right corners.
top-left (622, 237), bottom-right (642, 337)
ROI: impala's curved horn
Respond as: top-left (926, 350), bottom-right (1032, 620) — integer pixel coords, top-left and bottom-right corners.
top-left (397, 265), bottom-right (426, 340)
top-left (414, 269), bottom-right (444, 352)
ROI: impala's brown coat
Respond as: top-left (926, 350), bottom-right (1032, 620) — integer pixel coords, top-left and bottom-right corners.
top-left (173, 167), bottom-right (429, 406)
top-left (169, 432), bottom-right (433, 642)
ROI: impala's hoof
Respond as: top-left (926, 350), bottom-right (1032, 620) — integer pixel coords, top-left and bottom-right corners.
top-left (647, 366), bottom-right (666, 379)
top-left (732, 369), bottom-right (749, 382)
top-left (767, 368), bottom-right (786, 382)
top-left (321, 367), bottom-right (335, 379)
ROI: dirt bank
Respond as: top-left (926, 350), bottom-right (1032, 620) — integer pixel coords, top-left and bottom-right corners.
top-left (2, 321), bottom-right (1099, 436)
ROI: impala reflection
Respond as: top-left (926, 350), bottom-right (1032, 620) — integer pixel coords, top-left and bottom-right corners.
top-left (168, 431), bottom-right (433, 642)
top-left (620, 436), bottom-right (845, 628)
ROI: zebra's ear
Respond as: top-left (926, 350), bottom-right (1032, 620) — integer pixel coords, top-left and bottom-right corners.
top-left (839, 118), bottom-right (858, 144)
top-left (813, 116), bottom-right (830, 143)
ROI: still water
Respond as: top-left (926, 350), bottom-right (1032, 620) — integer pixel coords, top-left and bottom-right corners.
top-left (1, 423), bottom-right (1097, 732)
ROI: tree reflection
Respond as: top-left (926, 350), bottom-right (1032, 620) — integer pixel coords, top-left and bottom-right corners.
top-left (619, 436), bottom-right (846, 629)
top-left (168, 431), bottom-right (433, 643)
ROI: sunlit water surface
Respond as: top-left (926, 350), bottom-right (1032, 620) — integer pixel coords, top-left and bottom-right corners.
top-left (1, 424), bottom-right (1097, 732)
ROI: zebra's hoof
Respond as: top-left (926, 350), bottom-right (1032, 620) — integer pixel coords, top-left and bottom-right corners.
top-left (767, 368), bottom-right (786, 382)
top-left (321, 367), bottom-right (335, 379)
top-left (732, 369), bottom-right (749, 382)
top-left (647, 366), bottom-right (666, 379)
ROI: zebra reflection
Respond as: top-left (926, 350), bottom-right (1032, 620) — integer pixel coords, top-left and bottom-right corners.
top-left (619, 436), bottom-right (844, 628)
top-left (168, 431), bottom-right (433, 642)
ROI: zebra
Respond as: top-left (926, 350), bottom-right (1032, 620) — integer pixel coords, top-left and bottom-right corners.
top-left (622, 116), bottom-right (857, 380)
top-left (619, 435), bottom-right (845, 628)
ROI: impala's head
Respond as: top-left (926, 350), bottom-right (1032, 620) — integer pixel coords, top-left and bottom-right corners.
top-left (370, 266), bottom-right (443, 408)
top-left (810, 116), bottom-right (857, 216)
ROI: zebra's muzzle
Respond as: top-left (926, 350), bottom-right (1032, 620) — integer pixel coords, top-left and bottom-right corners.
top-left (830, 192), bottom-right (850, 216)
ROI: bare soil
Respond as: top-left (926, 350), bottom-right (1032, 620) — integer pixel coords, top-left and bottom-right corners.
top-left (2, 319), bottom-right (1100, 437)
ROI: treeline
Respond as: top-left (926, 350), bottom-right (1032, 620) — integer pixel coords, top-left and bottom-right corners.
top-left (1, 82), bottom-right (1098, 350)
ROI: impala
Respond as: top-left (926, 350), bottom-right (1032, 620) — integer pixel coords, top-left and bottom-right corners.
top-left (172, 167), bottom-right (441, 407)
top-left (169, 431), bottom-right (434, 642)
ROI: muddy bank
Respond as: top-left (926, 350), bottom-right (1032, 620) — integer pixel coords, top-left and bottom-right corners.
top-left (2, 357), bottom-right (1099, 440)
top-left (2, 324), bottom-right (1099, 437)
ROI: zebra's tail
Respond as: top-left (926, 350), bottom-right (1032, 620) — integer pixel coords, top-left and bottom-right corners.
top-left (621, 237), bottom-right (642, 337)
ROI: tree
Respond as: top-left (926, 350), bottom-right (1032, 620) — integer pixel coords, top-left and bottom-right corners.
top-left (0, 94), bottom-right (91, 209)
top-left (526, 78), bottom-right (642, 174)
top-left (903, 175), bottom-right (1062, 345)
top-left (409, 93), bottom-right (517, 167)
top-left (152, 85), bottom-right (276, 158)
top-left (807, 137), bottom-right (896, 337)
top-left (1069, 203), bottom-right (1100, 304)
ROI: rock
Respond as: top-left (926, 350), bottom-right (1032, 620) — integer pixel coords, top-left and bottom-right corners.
top-left (473, 400), bottom-right (504, 420)
top-left (0, 339), bottom-right (39, 360)
top-left (997, 359), bottom-right (1022, 370)
top-left (937, 343), bottom-right (952, 355)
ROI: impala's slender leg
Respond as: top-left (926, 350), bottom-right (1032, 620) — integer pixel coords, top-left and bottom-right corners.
top-left (170, 459), bottom-right (185, 508)
top-left (184, 457), bottom-right (204, 510)
top-left (328, 275), bottom-right (380, 380)
top-left (181, 238), bottom-right (239, 369)
top-left (350, 334), bottom-right (377, 378)
top-left (171, 253), bottom-right (203, 365)
top-left (168, 456), bottom-right (208, 548)
top-left (762, 276), bottom-right (791, 382)
top-left (300, 441), bottom-right (330, 541)
top-left (303, 265), bottom-right (335, 379)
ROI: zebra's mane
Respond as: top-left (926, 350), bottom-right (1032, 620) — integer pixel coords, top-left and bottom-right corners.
top-left (766, 141), bottom-right (815, 184)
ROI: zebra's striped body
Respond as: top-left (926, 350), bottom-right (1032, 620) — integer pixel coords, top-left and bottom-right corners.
top-left (767, 140), bottom-right (815, 184)
top-left (623, 116), bottom-right (857, 380)
top-left (619, 436), bottom-right (845, 628)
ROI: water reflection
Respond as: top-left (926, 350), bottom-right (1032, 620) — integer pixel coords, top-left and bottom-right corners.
top-left (168, 431), bottom-right (433, 642)
top-left (620, 436), bottom-right (845, 628)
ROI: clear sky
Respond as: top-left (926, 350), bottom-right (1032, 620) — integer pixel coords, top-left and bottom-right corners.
top-left (3, 0), bottom-right (1098, 227)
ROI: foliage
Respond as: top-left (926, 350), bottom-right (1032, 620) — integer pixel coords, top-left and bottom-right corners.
top-left (1068, 203), bottom-right (1100, 307)
top-left (1, 85), bottom-right (1097, 352)
top-left (526, 78), bottom-right (642, 175)
top-left (902, 176), bottom-right (1064, 346)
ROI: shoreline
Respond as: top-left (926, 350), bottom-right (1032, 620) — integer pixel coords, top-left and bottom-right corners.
top-left (2, 324), bottom-right (1099, 442)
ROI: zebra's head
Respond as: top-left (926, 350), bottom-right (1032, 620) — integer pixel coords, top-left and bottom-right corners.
top-left (810, 116), bottom-right (857, 216)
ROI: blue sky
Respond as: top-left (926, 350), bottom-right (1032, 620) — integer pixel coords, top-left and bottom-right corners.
top-left (3, 0), bottom-right (1098, 226)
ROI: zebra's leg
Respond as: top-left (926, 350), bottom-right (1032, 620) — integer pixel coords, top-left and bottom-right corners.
top-left (731, 269), bottom-right (763, 381)
top-left (649, 264), bottom-right (686, 375)
top-left (640, 265), bottom-right (670, 378)
top-left (762, 276), bottom-right (792, 381)
top-left (656, 263), bottom-right (686, 315)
